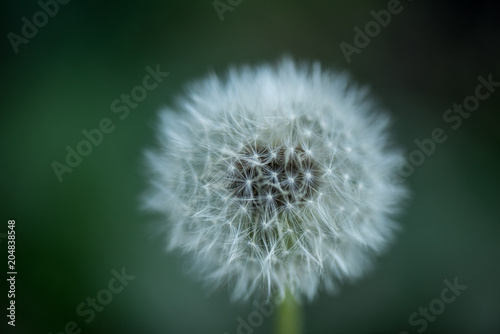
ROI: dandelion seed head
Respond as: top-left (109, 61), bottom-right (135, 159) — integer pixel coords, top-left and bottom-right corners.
top-left (143, 58), bottom-right (407, 302)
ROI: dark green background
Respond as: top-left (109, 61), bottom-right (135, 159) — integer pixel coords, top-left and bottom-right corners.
top-left (1, 1), bottom-right (499, 333)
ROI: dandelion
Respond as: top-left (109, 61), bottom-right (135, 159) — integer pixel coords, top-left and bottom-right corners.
top-left (143, 58), bottom-right (407, 304)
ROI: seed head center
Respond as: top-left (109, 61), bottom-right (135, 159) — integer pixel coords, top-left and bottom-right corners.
top-left (229, 143), bottom-right (322, 212)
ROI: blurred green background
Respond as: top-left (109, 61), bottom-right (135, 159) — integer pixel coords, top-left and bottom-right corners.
top-left (1, 0), bottom-right (500, 333)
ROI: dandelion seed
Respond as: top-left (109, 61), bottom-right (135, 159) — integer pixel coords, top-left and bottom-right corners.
top-left (143, 58), bottom-right (407, 302)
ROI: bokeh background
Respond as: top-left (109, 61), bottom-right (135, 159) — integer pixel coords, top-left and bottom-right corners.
top-left (1, 0), bottom-right (500, 333)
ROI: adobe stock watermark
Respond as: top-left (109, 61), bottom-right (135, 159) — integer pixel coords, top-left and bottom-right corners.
top-left (224, 297), bottom-right (277, 334)
top-left (213, 0), bottom-right (244, 21)
top-left (339, 0), bottom-right (411, 64)
top-left (48, 267), bottom-right (135, 334)
top-left (399, 277), bottom-right (467, 334)
top-left (51, 64), bottom-right (169, 182)
top-left (7, 0), bottom-right (71, 54)
top-left (397, 73), bottom-right (499, 179)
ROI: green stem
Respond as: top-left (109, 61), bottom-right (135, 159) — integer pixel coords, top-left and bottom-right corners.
top-left (275, 289), bottom-right (302, 334)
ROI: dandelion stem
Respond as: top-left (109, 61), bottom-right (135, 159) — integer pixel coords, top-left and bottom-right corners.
top-left (275, 289), bottom-right (302, 334)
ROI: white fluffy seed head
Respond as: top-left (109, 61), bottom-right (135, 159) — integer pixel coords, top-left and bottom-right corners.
top-left (143, 58), bottom-right (407, 302)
